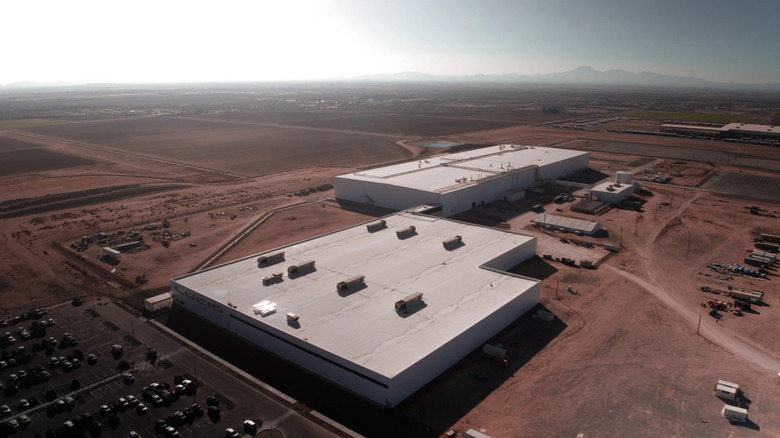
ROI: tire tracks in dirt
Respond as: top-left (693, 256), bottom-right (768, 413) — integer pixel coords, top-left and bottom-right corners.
top-left (604, 192), bottom-right (780, 372)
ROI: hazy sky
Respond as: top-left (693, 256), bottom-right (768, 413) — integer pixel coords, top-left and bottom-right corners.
top-left (4, 0), bottom-right (778, 85)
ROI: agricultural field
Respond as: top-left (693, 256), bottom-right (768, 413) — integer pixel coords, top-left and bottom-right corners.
top-left (618, 110), bottom-right (766, 124)
top-left (285, 113), bottom-right (521, 136)
top-left (0, 148), bottom-right (95, 176)
top-left (0, 135), bottom-right (46, 152)
top-left (0, 119), bottom-right (66, 130)
top-left (23, 116), bottom-right (409, 176)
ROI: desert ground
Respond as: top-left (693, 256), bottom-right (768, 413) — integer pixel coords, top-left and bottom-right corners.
top-left (1, 83), bottom-right (779, 437)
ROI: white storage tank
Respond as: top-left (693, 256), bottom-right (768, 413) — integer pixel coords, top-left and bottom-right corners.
top-left (616, 171), bottom-right (633, 185)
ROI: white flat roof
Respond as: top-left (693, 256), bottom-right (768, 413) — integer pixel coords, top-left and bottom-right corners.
top-left (662, 123), bottom-right (779, 135)
top-left (173, 212), bottom-right (538, 379)
top-left (590, 181), bottom-right (634, 195)
top-left (661, 124), bottom-right (727, 132)
top-left (723, 123), bottom-right (779, 135)
top-left (533, 213), bottom-right (601, 234)
top-left (339, 145), bottom-right (588, 192)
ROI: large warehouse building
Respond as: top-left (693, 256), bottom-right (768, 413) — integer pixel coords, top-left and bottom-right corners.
top-left (335, 145), bottom-right (589, 216)
top-left (171, 212), bottom-right (540, 407)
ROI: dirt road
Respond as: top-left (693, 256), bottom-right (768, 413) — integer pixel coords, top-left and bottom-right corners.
top-left (603, 191), bottom-right (780, 372)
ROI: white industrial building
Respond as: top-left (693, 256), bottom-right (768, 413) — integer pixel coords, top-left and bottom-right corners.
top-left (171, 211), bottom-right (540, 407)
top-left (589, 182), bottom-right (633, 204)
top-left (589, 172), bottom-right (634, 204)
top-left (335, 145), bottom-right (589, 216)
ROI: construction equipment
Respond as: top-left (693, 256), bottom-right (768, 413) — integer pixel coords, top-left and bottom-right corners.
top-left (706, 299), bottom-right (730, 310)
top-left (493, 357), bottom-right (508, 367)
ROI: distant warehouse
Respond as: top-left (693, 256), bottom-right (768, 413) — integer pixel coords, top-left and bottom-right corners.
top-left (335, 145), bottom-right (588, 216)
top-left (661, 123), bottom-right (780, 139)
top-left (171, 211), bottom-right (541, 407)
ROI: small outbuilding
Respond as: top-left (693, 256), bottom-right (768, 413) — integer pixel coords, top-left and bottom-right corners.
top-left (589, 181), bottom-right (634, 204)
top-left (144, 292), bottom-right (172, 313)
top-left (722, 404), bottom-right (747, 422)
top-left (533, 213), bottom-right (602, 236)
top-left (714, 379), bottom-right (740, 400)
top-left (103, 247), bottom-right (121, 261)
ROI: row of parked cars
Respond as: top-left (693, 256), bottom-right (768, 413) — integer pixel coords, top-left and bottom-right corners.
top-left (0, 309), bottom-right (48, 328)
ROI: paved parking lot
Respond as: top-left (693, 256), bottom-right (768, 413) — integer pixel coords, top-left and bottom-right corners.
top-left (0, 298), bottom-right (343, 437)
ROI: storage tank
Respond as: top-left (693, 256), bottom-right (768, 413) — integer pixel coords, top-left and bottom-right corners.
top-left (616, 171), bottom-right (632, 185)
top-left (633, 181), bottom-right (643, 191)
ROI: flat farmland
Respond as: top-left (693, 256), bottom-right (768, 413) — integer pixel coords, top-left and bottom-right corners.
top-left (0, 148), bottom-right (95, 176)
top-left (0, 135), bottom-right (43, 152)
top-left (207, 110), bottom-right (572, 126)
top-left (23, 116), bottom-right (409, 176)
top-left (286, 113), bottom-right (521, 136)
top-left (202, 111), bottom-right (365, 124)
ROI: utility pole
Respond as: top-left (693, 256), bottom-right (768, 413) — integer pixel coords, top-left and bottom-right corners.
top-left (193, 356), bottom-right (199, 398)
top-left (697, 314), bottom-right (702, 335)
top-left (687, 232), bottom-right (691, 260)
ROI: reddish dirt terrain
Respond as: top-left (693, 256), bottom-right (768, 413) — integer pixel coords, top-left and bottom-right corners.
top-left (20, 116), bottom-right (411, 176)
top-left (2, 89), bottom-right (780, 437)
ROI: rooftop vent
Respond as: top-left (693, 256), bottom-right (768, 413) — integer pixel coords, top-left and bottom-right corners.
top-left (442, 235), bottom-right (463, 249)
top-left (257, 252), bottom-right (285, 266)
top-left (395, 292), bottom-right (424, 311)
top-left (366, 220), bottom-right (387, 233)
top-left (261, 272), bottom-right (284, 285)
top-left (396, 226), bottom-right (417, 239)
top-left (253, 300), bottom-right (277, 316)
top-left (287, 260), bottom-right (316, 275)
top-left (286, 312), bottom-right (300, 322)
top-left (337, 275), bottom-right (365, 291)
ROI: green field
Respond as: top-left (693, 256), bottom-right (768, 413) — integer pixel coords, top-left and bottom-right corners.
top-left (0, 119), bottom-right (66, 130)
top-left (619, 110), bottom-right (765, 124)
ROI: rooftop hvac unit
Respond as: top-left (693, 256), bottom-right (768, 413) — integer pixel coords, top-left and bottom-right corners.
top-left (261, 272), bottom-right (284, 285)
top-left (287, 260), bottom-right (316, 275)
top-left (253, 300), bottom-right (277, 316)
top-left (366, 220), bottom-right (387, 233)
top-left (442, 235), bottom-right (462, 249)
top-left (337, 275), bottom-right (365, 291)
top-left (286, 312), bottom-right (300, 322)
top-left (257, 251), bottom-right (285, 266)
top-left (395, 292), bottom-right (424, 311)
top-left (396, 226), bottom-right (416, 239)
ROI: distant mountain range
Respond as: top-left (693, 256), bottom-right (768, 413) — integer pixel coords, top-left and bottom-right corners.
top-left (351, 66), bottom-right (780, 91)
top-left (3, 66), bottom-right (779, 91)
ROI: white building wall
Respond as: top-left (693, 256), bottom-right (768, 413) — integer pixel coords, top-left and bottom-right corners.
top-left (334, 177), bottom-right (437, 210)
top-left (481, 237), bottom-right (538, 270)
top-left (590, 187), bottom-right (632, 204)
top-left (537, 154), bottom-right (589, 180)
top-left (171, 282), bottom-right (395, 405)
top-left (171, 269), bottom-right (541, 408)
top-left (440, 169), bottom-right (537, 216)
top-left (390, 281), bottom-right (541, 406)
